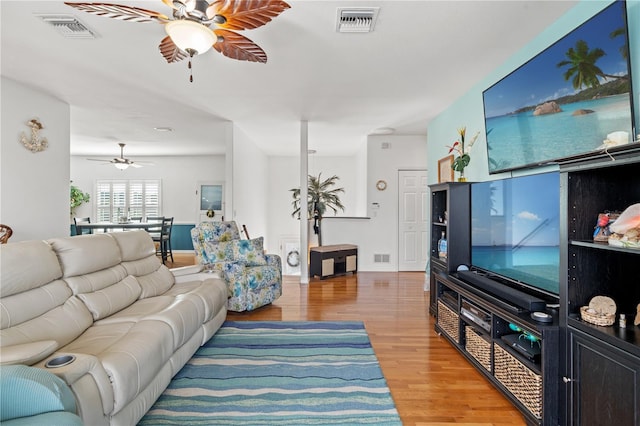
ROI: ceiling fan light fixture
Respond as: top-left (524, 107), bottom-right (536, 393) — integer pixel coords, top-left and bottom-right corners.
top-left (165, 19), bottom-right (215, 55)
top-left (114, 162), bottom-right (130, 170)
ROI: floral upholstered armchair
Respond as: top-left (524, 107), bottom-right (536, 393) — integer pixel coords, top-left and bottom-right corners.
top-left (191, 221), bottom-right (282, 312)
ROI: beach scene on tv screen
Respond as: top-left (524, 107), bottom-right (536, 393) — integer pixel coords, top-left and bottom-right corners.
top-left (483, 1), bottom-right (633, 174)
top-left (471, 173), bottom-right (560, 295)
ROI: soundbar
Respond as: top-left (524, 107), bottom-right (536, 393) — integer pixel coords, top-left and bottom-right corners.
top-left (457, 270), bottom-right (546, 312)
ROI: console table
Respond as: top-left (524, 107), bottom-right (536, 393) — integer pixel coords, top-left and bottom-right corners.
top-left (310, 244), bottom-right (357, 279)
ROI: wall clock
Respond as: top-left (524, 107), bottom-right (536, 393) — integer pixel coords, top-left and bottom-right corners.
top-left (376, 180), bottom-right (387, 191)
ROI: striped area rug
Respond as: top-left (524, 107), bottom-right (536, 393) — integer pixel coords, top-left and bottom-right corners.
top-left (139, 321), bottom-right (401, 425)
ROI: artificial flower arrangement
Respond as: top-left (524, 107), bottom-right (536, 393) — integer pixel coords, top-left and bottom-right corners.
top-left (447, 127), bottom-right (480, 180)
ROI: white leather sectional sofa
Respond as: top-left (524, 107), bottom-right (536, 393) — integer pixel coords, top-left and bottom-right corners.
top-left (0, 230), bottom-right (228, 425)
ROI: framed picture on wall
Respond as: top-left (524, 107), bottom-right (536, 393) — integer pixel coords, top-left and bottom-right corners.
top-left (197, 181), bottom-right (224, 222)
top-left (438, 155), bottom-right (454, 183)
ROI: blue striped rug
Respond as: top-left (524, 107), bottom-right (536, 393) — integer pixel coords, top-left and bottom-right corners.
top-left (139, 321), bottom-right (401, 425)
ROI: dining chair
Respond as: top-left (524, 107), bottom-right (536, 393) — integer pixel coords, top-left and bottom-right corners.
top-left (73, 217), bottom-right (92, 235)
top-left (129, 216), bottom-right (143, 223)
top-left (0, 224), bottom-right (13, 244)
top-left (156, 217), bottom-right (174, 264)
top-left (145, 216), bottom-right (167, 263)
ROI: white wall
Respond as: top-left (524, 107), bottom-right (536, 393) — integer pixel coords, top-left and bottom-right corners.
top-left (267, 134), bottom-right (428, 273)
top-left (267, 149), bottom-right (371, 262)
top-left (70, 154), bottom-right (225, 224)
top-left (322, 134), bottom-right (428, 271)
top-left (354, 142), bottom-right (368, 215)
top-left (308, 155), bottom-right (363, 217)
top-left (230, 124), bottom-right (270, 244)
top-left (1, 77), bottom-right (70, 241)
top-left (267, 155), bottom-right (300, 257)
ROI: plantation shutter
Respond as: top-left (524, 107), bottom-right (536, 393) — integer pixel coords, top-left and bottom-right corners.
top-left (95, 179), bottom-right (161, 222)
top-left (144, 181), bottom-right (160, 218)
top-left (96, 181), bottom-right (112, 222)
top-left (129, 181), bottom-right (144, 219)
top-left (112, 181), bottom-right (127, 221)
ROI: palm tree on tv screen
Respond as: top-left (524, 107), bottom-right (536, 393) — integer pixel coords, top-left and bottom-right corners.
top-left (557, 39), bottom-right (628, 90)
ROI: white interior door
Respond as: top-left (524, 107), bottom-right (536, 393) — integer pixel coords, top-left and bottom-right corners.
top-left (398, 170), bottom-right (428, 271)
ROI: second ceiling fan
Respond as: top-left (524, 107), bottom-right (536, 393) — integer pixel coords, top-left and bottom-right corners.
top-left (65, 0), bottom-right (291, 80)
top-left (88, 143), bottom-right (153, 170)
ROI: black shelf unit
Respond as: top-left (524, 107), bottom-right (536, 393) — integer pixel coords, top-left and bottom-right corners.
top-left (429, 150), bottom-right (639, 424)
top-left (434, 274), bottom-right (560, 425)
top-left (560, 153), bottom-right (640, 425)
top-left (429, 181), bottom-right (559, 424)
top-left (428, 182), bottom-right (470, 315)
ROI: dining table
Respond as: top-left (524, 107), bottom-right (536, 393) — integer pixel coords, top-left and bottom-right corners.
top-left (74, 222), bottom-right (161, 235)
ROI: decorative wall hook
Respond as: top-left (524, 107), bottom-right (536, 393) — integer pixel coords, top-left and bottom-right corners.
top-left (20, 118), bottom-right (48, 153)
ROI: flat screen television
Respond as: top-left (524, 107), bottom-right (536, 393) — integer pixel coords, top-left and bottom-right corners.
top-left (482, 0), bottom-right (635, 174)
top-left (470, 172), bottom-right (560, 300)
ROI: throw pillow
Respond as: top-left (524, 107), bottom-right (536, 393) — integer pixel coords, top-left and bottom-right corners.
top-left (230, 237), bottom-right (267, 266)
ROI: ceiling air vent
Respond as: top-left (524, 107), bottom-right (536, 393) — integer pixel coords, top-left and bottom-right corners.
top-left (36, 14), bottom-right (96, 39)
top-left (336, 7), bottom-right (379, 33)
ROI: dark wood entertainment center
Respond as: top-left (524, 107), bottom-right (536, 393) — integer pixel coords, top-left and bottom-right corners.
top-left (429, 182), bottom-right (560, 425)
top-left (429, 149), bottom-right (640, 425)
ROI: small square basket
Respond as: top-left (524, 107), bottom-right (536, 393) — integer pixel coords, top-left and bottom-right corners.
top-left (494, 344), bottom-right (543, 419)
top-left (437, 301), bottom-right (460, 344)
top-left (465, 327), bottom-right (491, 371)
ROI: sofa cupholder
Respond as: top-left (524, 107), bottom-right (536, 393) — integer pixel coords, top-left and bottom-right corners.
top-left (45, 355), bottom-right (76, 368)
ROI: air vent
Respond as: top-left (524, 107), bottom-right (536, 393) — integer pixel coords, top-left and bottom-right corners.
top-left (336, 7), bottom-right (380, 33)
top-left (37, 14), bottom-right (96, 39)
top-left (374, 254), bottom-right (390, 263)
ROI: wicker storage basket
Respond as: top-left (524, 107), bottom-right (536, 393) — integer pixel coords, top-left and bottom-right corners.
top-left (437, 301), bottom-right (459, 343)
top-left (494, 344), bottom-right (543, 419)
top-left (580, 306), bottom-right (615, 326)
top-left (465, 327), bottom-right (491, 371)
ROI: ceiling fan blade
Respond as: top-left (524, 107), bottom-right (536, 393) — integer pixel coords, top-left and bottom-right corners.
top-left (206, 0), bottom-right (290, 31)
top-left (213, 29), bottom-right (267, 63)
top-left (159, 35), bottom-right (189, 63)
top-left (87, 158), bottom-right (112, 163)
top-left (162, 0), bottom-right (177, 10)
top-left (64, 2), bottom-right (170, 23)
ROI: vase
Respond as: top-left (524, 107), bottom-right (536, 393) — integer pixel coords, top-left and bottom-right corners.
top-left (458, 170), bottom-right (467, 182)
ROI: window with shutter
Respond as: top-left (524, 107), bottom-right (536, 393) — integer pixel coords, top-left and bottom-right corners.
top-left (94, 180), bottom-right (161, 222)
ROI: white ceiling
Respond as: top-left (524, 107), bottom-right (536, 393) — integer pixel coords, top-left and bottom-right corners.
top-left (1, 0), bottom-right (577, 158)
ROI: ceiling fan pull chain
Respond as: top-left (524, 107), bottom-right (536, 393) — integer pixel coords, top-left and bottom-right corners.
top-left (186, 48), bottom-right (196, 83)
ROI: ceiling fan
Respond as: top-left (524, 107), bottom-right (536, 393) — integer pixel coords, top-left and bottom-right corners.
top-left (64, 0), bottom-right (291, 81)
top-left (88, 143), bottom-right (152, 170)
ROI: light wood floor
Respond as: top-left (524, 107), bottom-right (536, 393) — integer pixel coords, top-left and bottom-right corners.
top-left (168, 254), bottom-right (527, 425)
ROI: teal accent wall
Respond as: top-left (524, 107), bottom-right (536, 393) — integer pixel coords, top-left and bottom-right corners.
top-left (171, 224), bottom-right (195, 250)
top-left (427, 0), bottom-right (639, 184)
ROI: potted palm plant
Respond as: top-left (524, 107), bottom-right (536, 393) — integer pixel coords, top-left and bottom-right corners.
top-left (290, 173), bottom-right (345, 246)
